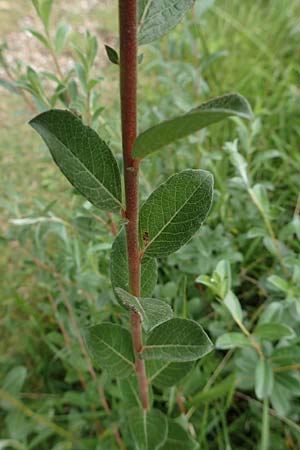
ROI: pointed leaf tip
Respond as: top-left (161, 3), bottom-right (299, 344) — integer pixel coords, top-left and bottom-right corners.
top-left (29, 109), bottom-right (123, 213)
top-left (133, 93), bottom-right (253, 159)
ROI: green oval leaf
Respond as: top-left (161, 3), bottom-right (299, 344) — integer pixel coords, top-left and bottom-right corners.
top-left (215, 332), bottom-right (251, 350)
top-left (26, 28), bottom-right (50, 48)
top-left (133, 93), bottom-right (253, 159)
top-left (128, 408), bottom-right (168, 450)
top-left (271, 345), bottom-right (300, 365)
top-left (0, 79), bottom-right (19, 95)
top-left (255, 359), bottom-right (274, 400)
top-left (111, 228), bottom-right (158, 296)
top-left (2, 367), bottom-right (27, 397)
top-left (29, 110), bottom-right (123, 213)
top-left (253, 323), bottom-right (295, 341)
top-left (54, 24), bottom-right (71, 55)
top-left (160, 420), bottom-right (199, 450)
top-left (115, 288), bottom-right (173, 332)
top-left (147, 360), bottom-right (193, 388)
top-left (105, 44), bottom-right (119, 65)
top-left (142, 318), bottom-right (213, 362)
top-left (138, 0), bottom-right (195, 45)
top-left (85, 323), bottom-right (135, 378)
top-left (139, 170), bottom-right (213, 257)
top-left (223, 290), bottom-right (243, 323)
top-left (32, 0), bottom-right (53, 32)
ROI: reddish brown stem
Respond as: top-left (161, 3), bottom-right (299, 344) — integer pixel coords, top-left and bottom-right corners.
top-left (119, 0), bottom-right (149, 411)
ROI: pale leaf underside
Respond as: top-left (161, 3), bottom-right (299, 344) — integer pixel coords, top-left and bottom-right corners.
top-left (115, 288), bottom-right (173, 332)
top-left (133, 93), bottom-right (253, 159)
top-left (138, 0), bottom-right (195, 45)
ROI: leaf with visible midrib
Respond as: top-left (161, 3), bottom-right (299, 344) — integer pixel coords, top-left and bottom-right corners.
top-left (147, 360), bottom-right (193, 388)
top-left (160, 420), bottom-right (199, 450)
top-left (138, 0), bottom-right (195, 45)
top-left (133, 93), bottom-right (253, 159)
top-left (255, 359), bottom-right (274, 400)
top-left (129, 408), bottom-right (168, 450)
top-left (142, 318), bottom-right (213, 362)
top-left (111, 228), bottom-right (157, 296)
top-left (215, 332), bottom-right (251, 350)
top-left (139, 170), bottom-right (213, 257)
top-left (115, 288), bottom-right (173, 332)
top-left (253, 323), bottom-right (295, 341)
top-left (30, 109), bottom-right (123, 213)
top-left (85, 323), bottom-right (134, 378)
top-left (119, 376), bottom-right (154, 409)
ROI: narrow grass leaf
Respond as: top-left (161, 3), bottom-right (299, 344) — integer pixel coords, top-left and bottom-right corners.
top-left (139, 169), bottom-right (213, 257)
top-left (29, 109), bottom-right (123, 212)
top-left (142, 318), bottom-right (213, 362)
top-left (129, 408), bottom-right (168, 450)
top-left (115, 288), bottom-right (173, 332)
top-left (0, 79), bottom-right (19, 94)
top-left (191, 375), bottom-right (236, 406)
top-left (85, 323), bottom-right (135, 378)
top-left (111, 228), bottom-right (157, 296)
top-left (133, 93), bottom-right (253, 159)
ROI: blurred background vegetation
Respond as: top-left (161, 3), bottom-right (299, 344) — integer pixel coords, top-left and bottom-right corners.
top-left (1, 0), bottom-right (300, 449)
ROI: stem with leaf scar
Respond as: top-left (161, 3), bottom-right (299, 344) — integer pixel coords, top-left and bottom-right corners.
top-left (119, 0), bottom-right (149, 411)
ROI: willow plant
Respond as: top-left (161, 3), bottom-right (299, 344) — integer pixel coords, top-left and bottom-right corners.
top-left (30, 0), bottom-right (252, 447)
